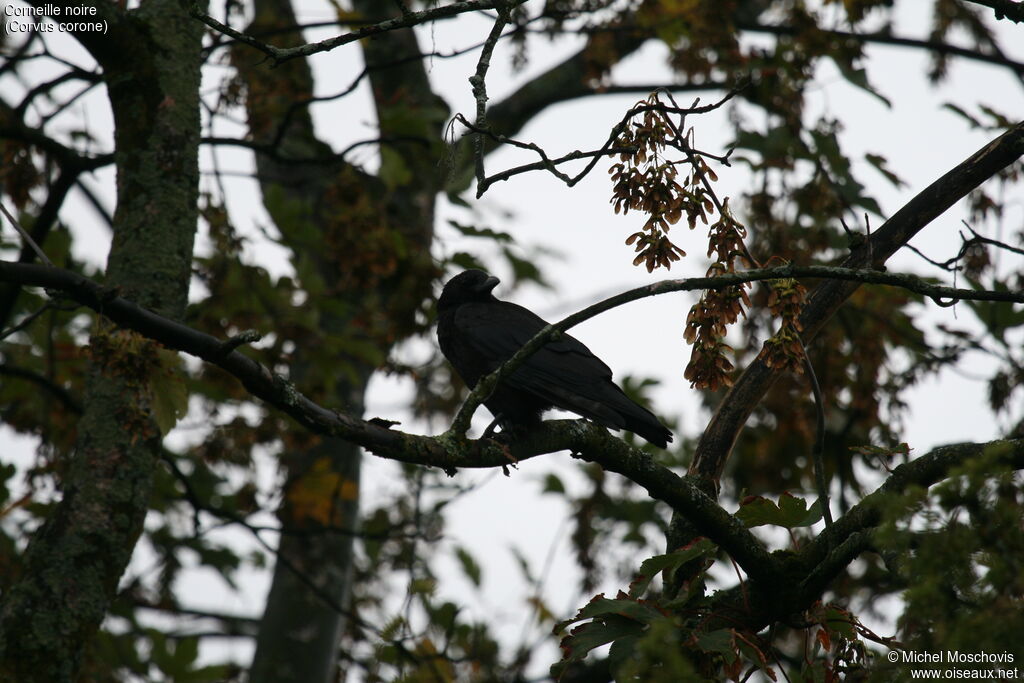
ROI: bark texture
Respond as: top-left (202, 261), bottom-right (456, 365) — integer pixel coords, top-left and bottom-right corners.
top-left (0, 1), bottom-right (204, 680)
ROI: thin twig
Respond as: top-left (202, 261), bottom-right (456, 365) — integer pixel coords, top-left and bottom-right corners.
top-left (467, 2), bottom-right (513, 189)
top-left (458, 84), bottom-right (743, 196)
top-left (0, 202), bottom-right (53, 266)
top-left (217, 329), bottom-right (263, 358)
top-left (798, 337), bottom-right (833, 531)
top-left (0, 301), bottom-right (52, 341)
top-left (962, 219), bottom-right (1024, 256)
top-left (191, 0), bottom-right (530, 66)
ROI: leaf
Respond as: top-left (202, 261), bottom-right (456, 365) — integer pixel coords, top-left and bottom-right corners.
top-left (150, 348), bottom-right (189, 435)
top-left (607, 632), bottom-right (642, 674)
top-left (553, 615), bottom-right (646, 677)
top-left (978, 104), bottom-right (1013, 129)
top-left (541, 473), bottom-right (565, 494)
top-left (193, 545), bottom-right (241, 588)
top-left (432, 601), bottom-right (459, 629)
top-left (284, 457), bottom-right (354, 525)
top-left (628, 538), bottom-right (715, 597)
top-left (0, 463), bottom-right (17, 509)
top-left (824, 605), bottom-right (857, 639)
top-left (555, 594), bottom-right (665, 635)
top-left (447, 220), bottom-right (513, 243)
top-left (502, 247), bottom-right (547, 286)
top-left (943, 102), bottom-right (983, 129)
top-left (455, 546), bottom-right (482, 588)
top-left (816, 627), bottom-right (831, 652)
top-left (736, 493), bottom-right (823, 528)
top-left (732, 126), bottom-right (802, 168)
top-left (864, 153), bottom-right (905, 188)
top-left (829, 56), bottom-right (891, 108)
top-left (380, 615), bottom-right (406, 641)
top-left (509, 546), bottom-right (536, 584)
top-left (695, 629), bottom-right (737, 660)
top-left (526, 595), bottom-right (556, 625)
top-left (409, 577), bottom-right (437, 595)
top-left (449, 251), bottom-right (488, 272)
top-left (379, 147), bottom-right (412, 188)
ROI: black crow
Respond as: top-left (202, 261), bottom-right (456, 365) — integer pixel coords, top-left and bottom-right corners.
top-left (437, 269), bottom-right (673, 448)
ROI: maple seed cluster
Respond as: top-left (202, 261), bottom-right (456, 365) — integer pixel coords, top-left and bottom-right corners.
top-left (609, 94), bottom-right (810, 390)
top-left (609, 94), bottom-right (717, 272)
top-left (763, 278), bottom-right (809, 372)
top-left (683, 200), bottom-right (753, 390)
top-left (608, 94), bottom-right (757, 389)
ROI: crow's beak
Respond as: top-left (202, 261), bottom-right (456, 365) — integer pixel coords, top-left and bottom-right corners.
top-left (478, 275), bottom-right (500, 293)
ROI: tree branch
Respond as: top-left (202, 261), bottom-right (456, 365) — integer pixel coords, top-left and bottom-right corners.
top-left (191, 0), bottom-right (530, 66)
top-left (5, 258), bottom-right (1023, 596)
top-left (701, 438), bottom-right (1024, 633)
top-left (0, 201), bottom-right (54, 267)
top-left (7, 256), bottom-right (1021, 452)
top-left (447, 262), bottom-right (1024, 436)
top-left (0, 167), bottom-right (77, 328)
top-left (467, 3), bottom-right (512, 188)
top-left (960, 0), bottom-right (1024, 24)
top-left (734, 21), bottom-right (1024, 76)
top-left (0, 364), bottom-right (82, 414)
top-left (689, 120), bottom-right (1024, 487)
top-left (461, 85), bottom-right (745, 196)
top-left (0, 260), bottom-right (797, 581)
top-left (796, 438), bottom-right (1024, 601)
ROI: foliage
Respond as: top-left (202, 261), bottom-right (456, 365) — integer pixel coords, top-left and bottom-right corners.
top-left (1, 0), bottom-right (1023, 681)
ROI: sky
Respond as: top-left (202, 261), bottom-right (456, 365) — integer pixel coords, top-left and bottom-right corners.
top-left (2, 0), bottom-right (1024, 677)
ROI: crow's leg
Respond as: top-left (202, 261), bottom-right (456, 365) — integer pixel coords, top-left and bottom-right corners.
top-left (483, 415), bottom-right (523, 444)
top-left (482, 416), bottom-right (504, 440)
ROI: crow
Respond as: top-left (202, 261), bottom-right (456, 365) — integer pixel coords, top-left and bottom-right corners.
top-left (437, 269), bottom-right (673, 448)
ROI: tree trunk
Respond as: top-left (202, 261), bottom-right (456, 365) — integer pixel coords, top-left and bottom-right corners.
top-left (238, 1), bottom-right (442, 680)
top-left (0, 1), bottom-right (204, 680)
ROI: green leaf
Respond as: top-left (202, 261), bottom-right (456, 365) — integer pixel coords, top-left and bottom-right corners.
top-left (733, 126), bottom-right (802, 168)
top-left (541, 473), bottom-right (565, 494)
top-left (409, 577), bottom-right (437, 595)
top-left (447, 220), bottom-right (513, 243)
top-left (553, 614), bottom-right (646, 677)
top-left (695, 629), bottom-right (736, 659)
top-left (449, 251), bottom-right (488, 272)
top-left (555, 594), bottom-right (665, 635)
top-left (380, 615), bottom-right (406, 641)
top-left (432, 601), bottom-right (460, 629)
top-left (455, 545), bottom-right (482, 588)
top-left (824, 605), bottom-right (856, 639)
top-left (978, 104), bottom-right (1013, 129)
top-left (943, 102), bottom-right (983, 129)
top-left (150, 349), bottom-right (189, 435)
top-left (829, 56), bottom-right (891, 108)
top-left (509, 546), bottom-right (536, 584)
top-left (864, 153), bottom-right (905, 188)
top-left (736, 492), bottom-right (823, 528)
top-left (628, 538), bottom-right (715, 597)
top-left (502, 248), bottom-right (546, 286)
top-left (0, 463), bottom-right (16, 508)
top-left (379, 146), bottom-right (412, 188)
top-left (607, 633), bottom-right (642, 675)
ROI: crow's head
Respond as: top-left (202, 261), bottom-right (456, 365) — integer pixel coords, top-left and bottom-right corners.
top-left (438, 269), bottom-right (500, 312)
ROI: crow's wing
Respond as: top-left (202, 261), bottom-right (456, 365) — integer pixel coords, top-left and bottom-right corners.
top-left (453, 301), bottom-right (633, 429)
